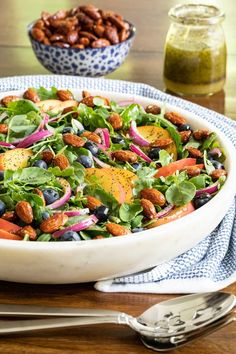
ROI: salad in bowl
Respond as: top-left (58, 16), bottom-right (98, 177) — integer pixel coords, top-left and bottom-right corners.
top-left (0, 87), bottom-right (228, 242)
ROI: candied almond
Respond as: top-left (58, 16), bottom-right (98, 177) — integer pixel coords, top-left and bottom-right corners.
top-left (63, 133), bottom-right (85, 147)
top-left (57, 89), bottom-right (74, 101)
top-left (141, 199), bottom-right (156, 219)
top-left (106, 223), bottom-right (130, 236)
top-left (112, 150), bottom-right (138, 163)
top-left (0, 124), bottom-right (8, 134)
top-left (179, 130), bottom-right (191, 143)
top-left (145, 104), bottom-right (161, 115)
top-left (81, 131), bottom-right (101, 144)
top-left (80, 96), bottom-right (95, 107)
top-left (33, 188), bottom-right (45, 206)
top-left (184, 166), bottom-right (201, 177)
top-left (86, 196), bottom-right (102, 211)
top-left (186, 147), bottom-right (203, 158)
top-left (40, 213), bottom-right (68, 233)
top-left (91, 38), bottom-right (111, 48)
top-left (15, 201), bottom-right (33, 224)
top-left (1, 95), bottom-right (20, 107)
top-left (53, 154), bottom-right (70, 170)
top-left (140, 188), bottom-right (166, 207)
top-left (107, 112), bottom-right (123, 130)
top-left (164, 112), bottom-right (186, 125)
top-left (150, 138), bottom-right (173, 148)
top-left (41, 149), bottom-right (55, 164)
top-left (23, 88), bottom-right (40, 103)
top-left (193, 129), bottom-right (210, 141)
top-left (17, 226), bottom-right (37, 240)
top-left (210, 169), bottom-right (227, 181)
top-left (1, 211), bottom-right (16, 222)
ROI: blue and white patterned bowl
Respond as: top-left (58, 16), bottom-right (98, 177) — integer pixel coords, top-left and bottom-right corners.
top-left (27, 22), bottom-right (136, 77)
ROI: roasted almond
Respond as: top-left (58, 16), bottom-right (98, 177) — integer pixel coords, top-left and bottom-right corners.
top-left (53, 154), bottom-right (70, 170)
top-left (31, 27), bottom-right (45, 42)
top-left (40, 213), bottom-right (68, 233)
top-left (82, 90), bottom-right (91, 98)
top-left (112, 150), bottom-right (138, 163)
top-left (140, 188), bottom-right (166, 207)
top-left (145, 104), bottom-right (161, 115)
top-left (81, 131), bottom-right (101, 144)
top-left (186, 147), bottom-right (203, 158)
top-left (57, 89), bottom-right (74, 101)
top-left (62, 106), bottom-right (78, 117)
top-left (41, 149), bottom-right (55, 164)
top-left (164, 112), bottom-right (186, 125)
top-left (210, 169), bottom-right (227, 181)
top-left (184, 166), bottom-right (201, 177)
top-left (179, 130), bottom-right (192, 143)
top-left (23, 88), bottom-right (40, 103)
top-left (86, 196), bottom-right (102, 210)
top-left (193, 129), bottom-right (210, 141)
top-left (17, 226), bottom-right (37, 240)
top-left (150, 138), bottom-right (173, 148)
top-left (15, 201), bottom-right (33, 224)
top-left (1, 211), bottom-right (16, 222)
top-left (91, 38), bottom-right (111, 48)
top-left (94, 24), bottom-right (105, 37)
top-left (106, 223), bottom-right (130, 236)
top-left (0, 95), bottom-right (20, 107)
top-left (141, 198), bottom-right (156, 219)
top-left (104, 26), bottom-right (119, 44)
top-left (63, 133), bottom-right (85, 147)
top-left (107, 112), bottom-right (123, 130)
top-left (78, 37), bottom-right (90, 47)
top-left (0, 124), bottom-right (8, 134)
top-left (80, 96), bottom-right (95, 107)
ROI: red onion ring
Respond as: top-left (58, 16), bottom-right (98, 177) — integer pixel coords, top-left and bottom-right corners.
top-left (0, 142), bottom-right (16, 149)
top-left (95, 128), bottom-right (110, 148)
top-left (129, 121), bottom-right (150, 147)
top-left (156, 204), bottom-right (174, 219)
top-left (130, 144), bottom-right (152, 163)
top-left (47, 178), bottom-right (71, 210)
top-left (16, 130), bottom-right (53, 148)
top-left (53, 215), bottom-right (98, 238)
top-left (195, 182), bottom-right (219, 197)
top-left (93, 156), bottom-right (111, 168)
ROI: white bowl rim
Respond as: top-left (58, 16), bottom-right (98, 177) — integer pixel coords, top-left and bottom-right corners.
top-left (0, 88), bottom-right (235, 249)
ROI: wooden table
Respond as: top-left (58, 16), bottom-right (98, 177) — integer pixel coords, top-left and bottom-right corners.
top-left (0, 1), bottom-right (235, 353)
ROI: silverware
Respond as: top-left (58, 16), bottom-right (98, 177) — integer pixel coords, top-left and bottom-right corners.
top-left (0, 292), bottom-right (234, 338)
top-left (141, 310), bottom-right (236, 351)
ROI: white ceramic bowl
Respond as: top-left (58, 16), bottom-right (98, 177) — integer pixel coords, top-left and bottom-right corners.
top-left (0, 89), bottom-right (236, 284)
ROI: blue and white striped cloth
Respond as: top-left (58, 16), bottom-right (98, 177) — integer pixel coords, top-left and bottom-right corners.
top-left (0, 75), bottom-right (235, 293)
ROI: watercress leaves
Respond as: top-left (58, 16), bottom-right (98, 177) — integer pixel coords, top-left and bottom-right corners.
top-left (35, 86), bottom-right (58, 100)
top-left (166, 180), bottom-right (196, 206)
top-left (119, 201), bottom-right (143, 222)
top-left (6, 99), bottom-right (39, 115)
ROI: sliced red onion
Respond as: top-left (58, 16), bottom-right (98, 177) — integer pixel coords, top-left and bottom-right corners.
top-left (48, 116), bottom-right (59, 123)
top-left (130, 144), bottom-right (152, 163)
top-left (93, 156), bottom-right (111, 168)
top-left (17, 130), bottom-right (53, 148)
top-left (37, 114), bottom-right (49, 131)
top-left (129, 121), bottom-right (150, 147)
top-left (47, 178), bottom-right (71, 209)
top-left (195, 182), bottom-right (219, 197)
top-left (156, 204), bottom-right (174, 219)
top-left (53, 215), bottom-right (98, 238)
top-left (54, 209), bottom-right (89, 217)
top-left (95, 128), bottom-right (110, 148)
top-left (0, 141), bottom-right (16, 149)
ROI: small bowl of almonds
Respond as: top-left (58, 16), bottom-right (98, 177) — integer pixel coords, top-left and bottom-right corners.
top-left (28, 4), bottom-right (136, 77)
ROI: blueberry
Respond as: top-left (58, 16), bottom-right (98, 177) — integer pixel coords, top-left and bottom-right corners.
top-left (42, 188), bottom-right (60, 205)
top-left (94, 205), bottom-right (109, 221)
top-left (178, 124), bottom-right (192, 132)
top-left (76, 129), bottom-right (84, 136)
top-left (131, 163), bottom-right (142, 170)
top-left (77, 155), bottom-right (93, 168)
top-left (84, 141), bottom-right (99, 156)
top-left (0, 200), bottom-right (6, 217)
top-left (148, 148), bottom-right (161, 160)
top-left (132, 227), bottom-right (144, 233)
top-left (111, 135), bottom-right (125, 144)
top-left (0, 170), bottom-right (4, 181)
top-left (208, 159), bottom-right (224, 170)
top-left (60, 230), bottom-right (81, 241)
top-left (62, 127), bottom-right (74, 134)
top-left (32, 160), bottom-right (48, 169)
top-left (193, 193), bottom-right (211, 209)
top-left (42, 211), bottom-right (50, 220)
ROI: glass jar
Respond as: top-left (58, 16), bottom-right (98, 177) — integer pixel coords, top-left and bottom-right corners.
top-left (163, 4), bottom-right (227, 96)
